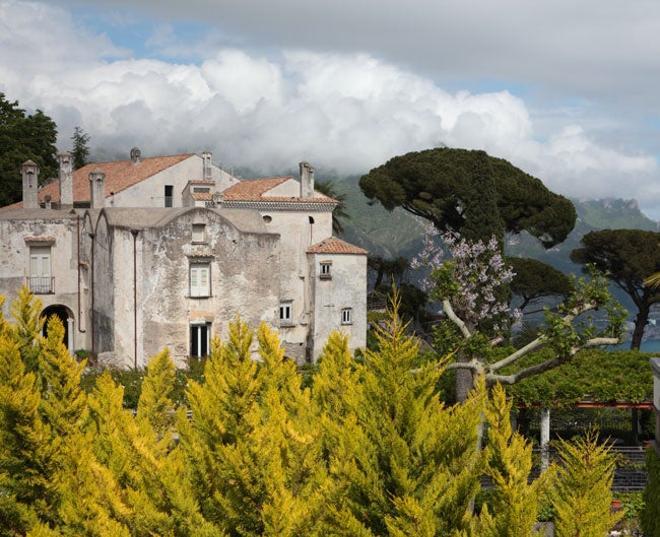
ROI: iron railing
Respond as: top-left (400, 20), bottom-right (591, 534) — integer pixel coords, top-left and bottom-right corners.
top-left (27, 276), bottom-right (54, 294)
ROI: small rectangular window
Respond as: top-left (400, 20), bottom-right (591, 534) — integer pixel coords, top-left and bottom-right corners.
top-left (341, 308), bottom-right (353, 325)
top-left (320, 261), bottom-right (332, 279)
top-left (164, 185), bottom-right (173, 207)
top-left (190, 263), bottom-right (210, 297)
top-left (192, 224), bottom-right (206, 243)
top-left (190, 323), bottom-right (210, 357)
top-left (279, 302), bottom-right (292, 323)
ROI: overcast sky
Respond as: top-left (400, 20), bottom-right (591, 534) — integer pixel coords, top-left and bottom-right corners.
top-left (1, 0), bottom-right (659, 218)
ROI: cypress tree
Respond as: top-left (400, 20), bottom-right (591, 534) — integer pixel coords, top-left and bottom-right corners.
top-left (0, 334), bottom-right (48, 534)
top-left (550, 431), bottom-right (622, 537)
top-left (472, 383), bottom-right (548, 536)
top-left (70, 127), bottom-right (90, 170)
top-left (10, 287), bottom-right (43, 373)
top-left (318, 295), bottom-right (485, 535)
top-left (180, 320), bottom-right (326, 535)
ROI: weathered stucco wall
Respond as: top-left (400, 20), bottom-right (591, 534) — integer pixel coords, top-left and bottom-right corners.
top-left (92, 213), bottom-right (115, 359)
top-left (310, 252), bottom-right (367, 361)
top-left (110, 156), bottom-right (237, 208)
top-left (256, 209), bottom-right (333, 360)
top-left (0, 211), bottom-right (85, 349)
top-left (101, 208), bottom-right (281, 367)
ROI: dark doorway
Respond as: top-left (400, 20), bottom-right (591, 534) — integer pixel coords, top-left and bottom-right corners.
top-left (42, 305), bottom-right (72, 350)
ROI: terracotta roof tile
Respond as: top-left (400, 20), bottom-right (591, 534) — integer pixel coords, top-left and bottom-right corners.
top-left (222, 177), bottom-right (292, 200)
top-left (223, 177), bottom-right (336, 204)
top-left (191, 191), bottom-right (213, 201)
top-left (5, 153), bottom-right (193, 208)
top-left (307, 237), bottom-right (367, 255)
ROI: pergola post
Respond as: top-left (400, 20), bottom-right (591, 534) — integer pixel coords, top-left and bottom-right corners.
top-left (652, 358), bottom-right (660, 455)
top-left (540, 407), bottom-right (551, 471)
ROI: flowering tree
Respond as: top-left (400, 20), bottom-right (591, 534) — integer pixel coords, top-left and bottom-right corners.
top-left (412, 225), bottom-right (626, 401)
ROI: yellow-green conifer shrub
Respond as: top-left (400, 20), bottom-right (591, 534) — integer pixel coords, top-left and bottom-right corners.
top-left (472, 383), bottom-right (549, 537)
top-left (89, 360), bottom-right (218, 536)
top-left (0, 333), bottom-right (49, 535)
top-left (137, 348), bottom-right (176, 438)
top-left (318, 296), bottom-right (486, 536)
top-left (180, 320), bottom-right (326, 536)
top-left (550, 431), bottom-right (623, 537)
top-left (10, 287), bottom-right (43, 373)
top-left (37, 318), bottom-right (130, 536)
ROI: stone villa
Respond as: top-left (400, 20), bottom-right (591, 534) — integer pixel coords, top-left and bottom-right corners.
top-left (0, 149), bottom-right (367, 368)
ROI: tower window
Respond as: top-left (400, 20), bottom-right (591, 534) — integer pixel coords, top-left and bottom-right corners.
top-left (192, 224), bottom-right (206, 243)
top-left (341, 308), bottom-right (353, 325)
top-left (320, 261), bottom-right (332, 279)
top-left (279, 302), bottom-right (293, 324)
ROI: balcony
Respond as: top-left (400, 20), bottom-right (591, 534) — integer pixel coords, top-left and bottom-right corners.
top-left (28, 276), bottom-right (54, 294)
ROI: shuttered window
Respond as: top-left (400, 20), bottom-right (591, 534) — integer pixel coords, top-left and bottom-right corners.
top-left (30, 246), bottom-right (51, 278)
top-left (190, 263), bottom-right (210, 297)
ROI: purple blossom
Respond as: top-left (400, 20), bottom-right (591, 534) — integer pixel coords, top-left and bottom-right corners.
top-left (411, 225), bottom-right (518, 333)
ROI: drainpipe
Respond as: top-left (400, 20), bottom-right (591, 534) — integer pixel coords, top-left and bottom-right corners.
top-left (90, 231), bottom-right (95, 354)
top-left (131, 229), bottom-right (139, 370)
top-left (75, 212), bottom-right (86, 334)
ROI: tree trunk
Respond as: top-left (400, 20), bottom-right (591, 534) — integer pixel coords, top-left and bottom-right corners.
top-left (631, 408), bottom-right (640, 445)
top-left (374, 266), bottom-right (384, 289)
top-left (455, 367), bottom-right (475, 403)
top-left (630, 304), bottom-right (650, 350)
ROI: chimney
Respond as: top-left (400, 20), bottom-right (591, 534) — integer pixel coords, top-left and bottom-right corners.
top-left (58, 152), bottom-right (73, 207)
top-left (21, 160), bottom-right (39, 209)
top-left (130, 147), bottom-right (141, 164)
top-left (89, 169), bottom-right (105, 209)
top-left (202, 151), bottom-right (212, 181)
top-left (44, 195), bottom-right (52, 210)
top-left (299, 161), bottom-right (315, 198)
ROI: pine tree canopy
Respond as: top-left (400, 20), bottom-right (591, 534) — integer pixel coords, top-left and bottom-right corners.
top-left (507, 256), bottom-right (573, 311)
top-left (571, 229), bottom-right (660, 349)
top-left (359, 147), bottom-right (576, 247)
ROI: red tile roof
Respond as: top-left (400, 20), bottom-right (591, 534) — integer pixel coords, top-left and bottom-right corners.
top-left (222, 177), bottom-right (336, 203)
top-left (6, 154), bottom-right (193, 208)
top-left (191, 191), bottom-right (213, 201)
top-left (222, 177), bottom-right (292, 200)
top-left (307, 237), bottom-right (367, 255)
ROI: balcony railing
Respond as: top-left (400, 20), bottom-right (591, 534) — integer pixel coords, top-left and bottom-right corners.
top-left (28, 276), bottom-right (54, 294)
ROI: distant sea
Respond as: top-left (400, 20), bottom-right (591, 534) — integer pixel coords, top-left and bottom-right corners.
top-left (611, 339), bottom-right (660, 354)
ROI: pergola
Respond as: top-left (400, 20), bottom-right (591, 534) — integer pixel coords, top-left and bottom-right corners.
top-left (505, 350), bottom-right (657, 469)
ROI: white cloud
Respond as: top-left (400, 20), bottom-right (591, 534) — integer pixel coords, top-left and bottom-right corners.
top-left (1, 1), bottom-right (659, 217)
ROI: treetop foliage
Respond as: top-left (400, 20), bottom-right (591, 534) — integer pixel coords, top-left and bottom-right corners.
top-left (571, 229), bottom-right (660, 349)
top-left (359, 147), bottom-right (576, 247)
top-left (507, 256), bottom-right (573, 311)
top-left (0, 289), bottom-right (625, 535)
top-left (71, 126), bottom-right (91, 170)
top-left (0, 93), bottom-right (58, 207)
top-left (571, 229), bottom-right (660, 307)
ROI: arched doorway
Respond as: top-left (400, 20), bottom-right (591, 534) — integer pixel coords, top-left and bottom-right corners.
top-left (42, 305), bottom-right (74, 351)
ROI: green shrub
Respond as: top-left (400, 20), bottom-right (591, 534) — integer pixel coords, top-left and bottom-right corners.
top-left (642, 448), bottom-right (660, 536)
